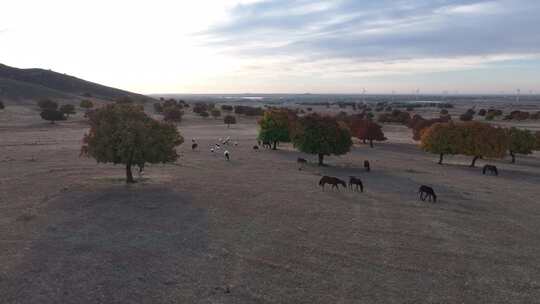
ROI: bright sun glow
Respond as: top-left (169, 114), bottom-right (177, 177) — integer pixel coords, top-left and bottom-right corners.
top-left (1, 0), bottom-right (540, 94)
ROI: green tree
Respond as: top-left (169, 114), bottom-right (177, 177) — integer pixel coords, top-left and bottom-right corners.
top-left (59, 104), bottom-right (76, 118)
top-left (292, 113), bottom-right (352, 166)
top-left (258, 109), bottom-right (294, 150)
top-left (224, 115), bottom-right (236, 128)
top-left (40, 109), bottom-right (66, 124)
top-left (507, 127), bottom-right (536, 163)
top-left (81, 104), bottom-right (183, 183)
top-left (80, 99), bottom-right (94, 110)
top-left (461, 122), bottom-right (508, 167)
top-left (420, 122), bottom-right (462, 164)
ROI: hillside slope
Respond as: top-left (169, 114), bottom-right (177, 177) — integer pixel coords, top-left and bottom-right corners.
top-left (0, 63), bottom-right (153, 103)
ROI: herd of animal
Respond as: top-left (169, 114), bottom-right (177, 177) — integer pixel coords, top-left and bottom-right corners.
top-left (189, 137), bottom-right (501, 204)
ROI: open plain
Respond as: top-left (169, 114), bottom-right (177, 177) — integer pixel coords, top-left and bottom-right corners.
top-left (1, 104), bottom-right (540, 303)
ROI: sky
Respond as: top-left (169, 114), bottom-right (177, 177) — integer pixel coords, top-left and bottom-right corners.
top-left (1, 0), bottom-right (540, 95)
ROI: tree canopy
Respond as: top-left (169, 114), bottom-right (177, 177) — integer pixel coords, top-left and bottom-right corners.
top-left (80, 99), bottom-right (94, 110)
top-left (40, 109), bottom-right (66, 124)
top-left (292, 113), bottom-right (352, 166)
top-left (420, 122), bottom-right (463, 164)
top-left (258, 109), bottom-right (295, 149)
top-left (420, 121), bottom-right (508, 167)
top-left (507, 127), bottom-right (536, 163)
top-left (349, 118), bottom-right (386, 148)
top-left (81, 104), bottom-right (183, 183)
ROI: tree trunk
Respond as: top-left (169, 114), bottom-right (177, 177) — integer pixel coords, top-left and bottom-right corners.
top-left (126, 163), bottom-right (135, 183)
top-left (272, 141), bottom-right (277, 150)
top-left (510, 151), bottom-right (516, 163)
top-left (470, 156), bottom-right (480, 167)
top-left (362, 139), bottom-right (367, 144)
top-left (369, 139), bottom-right (374, 148)
top-left (438, 153), bottom-right (444, 164)
top-left (318, 154), bottom-right (324, 166)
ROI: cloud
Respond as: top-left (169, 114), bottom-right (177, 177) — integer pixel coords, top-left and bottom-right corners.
top-left (202, 0), bottom-right (540, 76)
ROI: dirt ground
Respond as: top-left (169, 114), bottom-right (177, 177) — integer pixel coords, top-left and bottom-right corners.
top-left (1, 105), bottom-right (540, 303)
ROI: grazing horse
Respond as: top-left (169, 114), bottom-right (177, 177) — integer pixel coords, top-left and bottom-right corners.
top-left (262, 140), bottom-right (272, 149)
top-left (319, 176), bottom-right (347, 191)
top-left (252, 145), bottom-right (259, 151)
top-left (297, 158), bottom-right (307, 170)
top-left (364, 160), bottom-right (371, 172)
top-left (418, 185), bottom-right (437, 203)
top-left (224, 150), bottom-right (230, 161)
top-left (192, 143), bottom-right (198, 150)
top-left (348, 176), bottom-right (364, 192)
top-left (483, 165), bottom-right (498, 176)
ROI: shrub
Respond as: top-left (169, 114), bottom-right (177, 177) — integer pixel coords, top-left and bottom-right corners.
top-left (81, 104), bottom-right (183, 183)
top-left (478, 109), bottom-right (487, 116)
top-left (224, 115), bottom-right (237, 128)
top-left (292, 114), bottom-right (352, 166)
top-left (40, 109), bottom-right (66, 124)
top-left (199, 111), bottom-right (209, 118)
top-left (193, 102), bottom-right (209, 114)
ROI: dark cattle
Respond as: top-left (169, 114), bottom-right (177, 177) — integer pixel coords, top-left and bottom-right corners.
top-left (252, 145), bottom-right (259, 150)
top-left (364, 160), bottom-right (371, 172)
top-left (349, 176), bottom-right (364, 192)
top-left (483, 165), bottom-right (498, 176)
top-left (418, 185), bottom-right (437, 203)
top-left (192, 143), bottom-right (198, 150)
top-left (262, 140), bottom-right (272, 149)
top-left (297, 158), bottom-right (307, 170)
top-left (319, 176), bottom-right (347, 191)
top-left (224, 150), bottom-right (230, 161)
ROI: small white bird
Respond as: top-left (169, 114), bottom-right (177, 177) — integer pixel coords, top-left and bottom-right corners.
top-left (224, 150), bottom-right (230, 161)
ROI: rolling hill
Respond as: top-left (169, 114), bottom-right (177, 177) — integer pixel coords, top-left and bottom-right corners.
top-left (0, 63), bottom-right (154, 104)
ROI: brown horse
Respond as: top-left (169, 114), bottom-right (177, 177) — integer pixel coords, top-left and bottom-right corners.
top-left (348, 176), bottom-right (364, 192)
top-left (319, 176), bottom-right (347, 191)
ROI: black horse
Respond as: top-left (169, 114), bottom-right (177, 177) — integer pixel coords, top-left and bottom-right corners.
top-left (418, 185), bottom-right (437, 202)
top-left (192, 143), bottom-right (198, 150)
top-left (252, 145), bottom-right (259, 151)
top-left (319, 176), bottom-right (347, 191)
top-left (349, 176), bottom-right (364, 192)
top-left (364, 160), bottom-right (371, 172)
top-left (482, 165), bottom-right (498, 176)
top-left (297, 158), bottom-right (307, 170)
